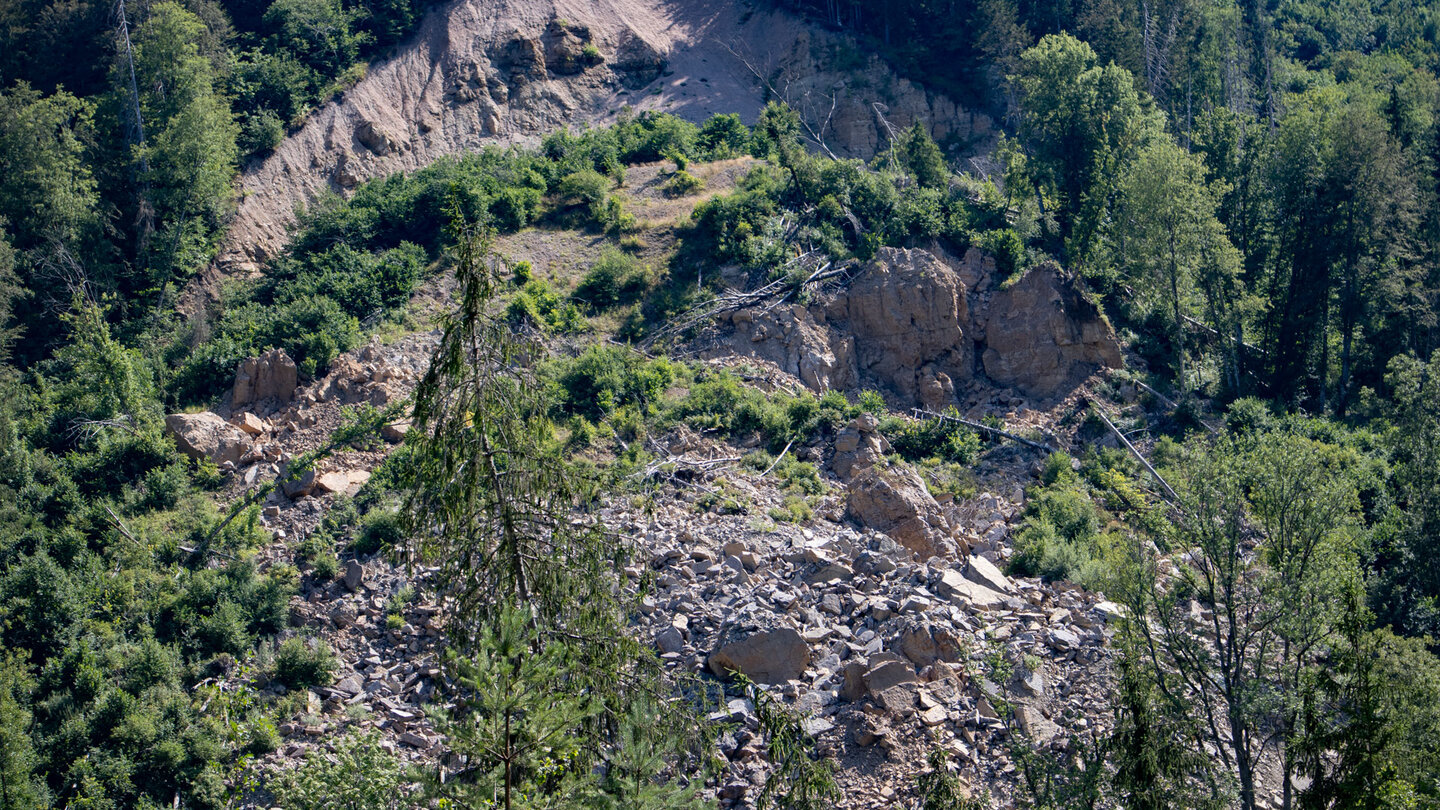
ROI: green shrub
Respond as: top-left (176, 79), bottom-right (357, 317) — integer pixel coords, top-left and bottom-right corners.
top-left (240, 108), bottom-right (286, 156)
top-left (768, 495), bottom-right (813, 523)
top-left (274, 637), bottom-right (337, 689)
top-left (556, 169), bottom-right (611, 214)
top-left (549, 346), bottom-right (674, 421)
top-left (270, 731), bottom-right (410, 810)
top-left (663, 169), bottom-right (704, 196)
top-left (978, 228), bottom-right (1027, 283)
top-left (886, 413), bottom-right (984, 465)
top-left (572, 250), bottom-right (651, 311)
top-left (507, 279), bottom-right (589, 334)
top-left (352, 508), bottom-right (404, 555)
top-left (696, 113), bottom-right (752, 159)
top-left (858, 389), bottom-right (887, 415)
top-left (1040, 451), bottom-right (1078, 486)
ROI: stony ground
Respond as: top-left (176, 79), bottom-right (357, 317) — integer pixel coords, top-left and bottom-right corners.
top-left (167, 317), bottom-right (1143, 809)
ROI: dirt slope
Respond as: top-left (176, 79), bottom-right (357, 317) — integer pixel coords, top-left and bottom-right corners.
top-left (184, 0), bottom-right (994, 315)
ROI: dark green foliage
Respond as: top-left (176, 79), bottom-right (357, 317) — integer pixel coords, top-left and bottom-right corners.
top-left (696, 113), bottom-right (753, 159)
top-left (892, 121), bottom-right (948, 188)
top-left (547, 345), bottom-right (674, 422)
top-left (353, 508), bottom-right (404, 554)
top-left (274, 636), bottom-right (338, 689)
top-left (884, 412), bottom-right (984, 465)
top-left (0, 656), bottom-right (46, 810)
top-left (573, 250), bottom-right (652, 311)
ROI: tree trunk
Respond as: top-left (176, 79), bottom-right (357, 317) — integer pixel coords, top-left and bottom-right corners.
top-left (1170, 237), bottom-right (1188, 392)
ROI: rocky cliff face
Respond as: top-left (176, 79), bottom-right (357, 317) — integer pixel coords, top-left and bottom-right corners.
top-left (703, 247), bottom-right (1122, 404)
top-left (188, 0), bottom-right (995, 316)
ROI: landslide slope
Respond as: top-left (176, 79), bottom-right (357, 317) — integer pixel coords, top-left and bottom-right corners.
top-left (191, 0), bottom-right (995, 312)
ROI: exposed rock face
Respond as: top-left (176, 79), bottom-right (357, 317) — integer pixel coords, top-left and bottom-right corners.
top-left (846, 465), bottom-right (961, 561)
top-left (709, 625), bottom-right (809, 684)
top-left (232, 349), bottom-right (298, 408)
top-left (831, 414), bottom-right (889, 480)
top-left (705, 247), bottom-right (1122, 404)
top-left (980, 263), bottom-right (1124, 396)
top-left (182, 0), bottom-right (995, 317)
top-left (165, 412), bottom-right (251, 466)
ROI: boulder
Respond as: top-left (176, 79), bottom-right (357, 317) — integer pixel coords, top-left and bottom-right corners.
top-left (356, 120), bottom-right (399, 155)
top-left (234, 412), bottom-right (268, 435)
top-left (709, 626), bottom-right (809, 684)
top-left (1015, 705), bottom-right (1061, 743)
top-left (165, 412), bottom-right (251, 466)
top-left (232, 349), bottom-right (298, 407)
top-left (831, 414), bottom-right (890, 480)
top-left (935, 569), bottom-right (1005, 608)
top-left (314, 471), bottom-right (353, 495)
top-left (865, 659), bottom-right (919, 693)
top-left (965, 554), bottom-right (1016, 594)
top-left (343, 560), bottom-right (365, 591)
top-left (979, 263), bottom-right (1122, 396)
top-left (847, 465), bottom-right (959, 560)
top-left (283, 469), bottom-right (317, 498)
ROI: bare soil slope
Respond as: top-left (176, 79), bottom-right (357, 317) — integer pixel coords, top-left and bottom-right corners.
top-left (186, 0), bottom-right (994, 315)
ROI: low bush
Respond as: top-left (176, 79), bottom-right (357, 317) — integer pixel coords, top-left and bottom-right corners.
top-left (663, 169), bottom-right (705, 197)
top-left (274, 637), bottom-right (338, 689)
top-left (572, 250), bottom-right (651, 311)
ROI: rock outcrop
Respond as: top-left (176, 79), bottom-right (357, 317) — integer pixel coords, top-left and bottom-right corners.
top-left (703, 246), bottom-right (1122, 404)
top-left (979, 264), bottom-right (1124, 395)
top-left (232, 349), bottom-right (298, 408)
top-left (165, 412), bottom-right (252, 466)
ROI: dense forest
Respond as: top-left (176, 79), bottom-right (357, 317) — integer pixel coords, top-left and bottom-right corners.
top-left (1, 0), bottom-right (1440, 807)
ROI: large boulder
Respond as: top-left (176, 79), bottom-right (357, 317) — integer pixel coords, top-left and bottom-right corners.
top-left (979, 263), bottom-right (1123, 396)
top-left (847, 465), bottom-right (960, 561)
top-left (699, 247), bottom-right (1121, 403)
top-left (232, 349), bottom-right (297, 407)
top-left (709, 626), bottom-right (809, 684)
top-left (165, 412), bottom-right (251, 466)
top-left (934, 568), bottom-right (1006, 608)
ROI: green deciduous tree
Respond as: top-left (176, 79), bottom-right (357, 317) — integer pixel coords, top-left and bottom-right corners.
top-left (1014, 33), bottom-right (1162, 266)
top-left (1126, 431), bottom-right (1361, 810)
top-left (126, 1), bottom-right (239, 284)
top-left (1112, 138), bottom-right (1242, 392)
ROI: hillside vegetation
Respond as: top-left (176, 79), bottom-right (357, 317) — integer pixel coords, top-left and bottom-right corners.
top-left (1, 0), bottom-right (1439, 809)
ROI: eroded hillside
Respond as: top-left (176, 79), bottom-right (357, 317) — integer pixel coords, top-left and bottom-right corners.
top-left (191, 0), bottom-right (995, 310)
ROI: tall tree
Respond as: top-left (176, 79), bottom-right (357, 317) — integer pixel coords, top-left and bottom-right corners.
top-left (1127, 431), bottom-right (1360, 810)
top-left (1112, 138), bottom-right (1241, 392)
top-left (405, 213), bottom-right (707, 808)
top-left (1014, 33), bottom-right (1162, 267)
top-left (124, 1), bottom-right (239, 286)
top-left (0, 84), bottom-right (104, 356)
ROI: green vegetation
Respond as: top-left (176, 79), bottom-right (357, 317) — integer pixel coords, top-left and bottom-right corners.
top-left (5, 0), bottom-right (1440, 804)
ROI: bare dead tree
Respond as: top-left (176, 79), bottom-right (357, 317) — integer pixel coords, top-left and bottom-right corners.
top-left (722, 40), bottom-right (842, 160)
